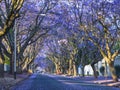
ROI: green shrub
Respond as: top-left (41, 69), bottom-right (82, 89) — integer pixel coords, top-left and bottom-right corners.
top-left (100, 66), bottom-right (105, 76)
top-left (115, 65), bottom-right (120, 78)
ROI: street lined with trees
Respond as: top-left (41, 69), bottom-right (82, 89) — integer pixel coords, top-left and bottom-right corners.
top-left (0, 0), bottom-right (120, 86)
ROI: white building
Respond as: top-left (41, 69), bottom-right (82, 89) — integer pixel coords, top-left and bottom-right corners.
top-left (84, 65), bottom-right (93, 75)
top-left (78, 64), bottom-right (94, 76)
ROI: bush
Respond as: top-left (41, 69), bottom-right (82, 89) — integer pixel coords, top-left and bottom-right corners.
top-left (115, 65), bottom-right (120, 78)
top-left (99, 66), bottom-right (105, 76)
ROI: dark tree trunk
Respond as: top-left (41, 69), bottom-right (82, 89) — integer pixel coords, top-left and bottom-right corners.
top-left (0, 64), bottom-right (4, 78)
top-left (9, 54), bottom-right (14, 74)
top-left (0, 46), bottom-right (5, 78)
top-left (91, 64), bottom-right (98, 79)
top-left (62, 67), bottom-right (66, 74)
top-left (81, 66), bottom-right (85, 77)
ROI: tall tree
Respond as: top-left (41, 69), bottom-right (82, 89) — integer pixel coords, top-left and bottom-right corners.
top-left (0, 0), bottom-right (58, 76)
top-left (79, 0), bottom-right (120, 82)
top-left (0, 0), bottom-right (24, 37)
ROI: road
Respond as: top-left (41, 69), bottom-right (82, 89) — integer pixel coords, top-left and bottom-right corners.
top-left (11, 74), bottom-right (120, 90)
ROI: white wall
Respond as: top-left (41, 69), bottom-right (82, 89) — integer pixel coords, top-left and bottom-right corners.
top-left (84, 65), bottom-right (93, 75)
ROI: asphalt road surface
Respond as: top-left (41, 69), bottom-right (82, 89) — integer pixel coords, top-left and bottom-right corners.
top-left (11, 74), bottom-right (120, 90)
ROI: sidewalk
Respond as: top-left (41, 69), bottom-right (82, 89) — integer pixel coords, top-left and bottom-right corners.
top-left (72, 76), bottom-right (120, 88)
top-left (0, 73), bottom-right (31, 90)
top-left (45, 74), bottom-right (120, 88)
top-left (90, 79), bottom-right (120, 88)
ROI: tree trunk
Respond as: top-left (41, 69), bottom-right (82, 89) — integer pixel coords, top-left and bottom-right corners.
top-left (62, 67), bottom-right (66, 74)
top-left (68, 59), bottom-right (73, 75)
top-left (0, 56), bottom-right (4, 78)
top-left (22, 57), bottom-right (29, 71)
top-left (91, 64), bottom-right (98, 79)
top-left (26, 64), bottom-right (29, 72)
top-left (0, 64), bottom-right (4, 78)
top-left (0, 47), bottom-right (5, 77)
top-left (73, 62), bottom-right (77, 76)
top-left (81, 66), bottom-right (85, 77)
top-left (9, 55), bottom-right (14, 74)
top-left (108, 61), bottom-right (118, 82)
top-left (55, 63), bottom-right (60, 74)
top-left (104, 61), bottom-right (108, 77)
